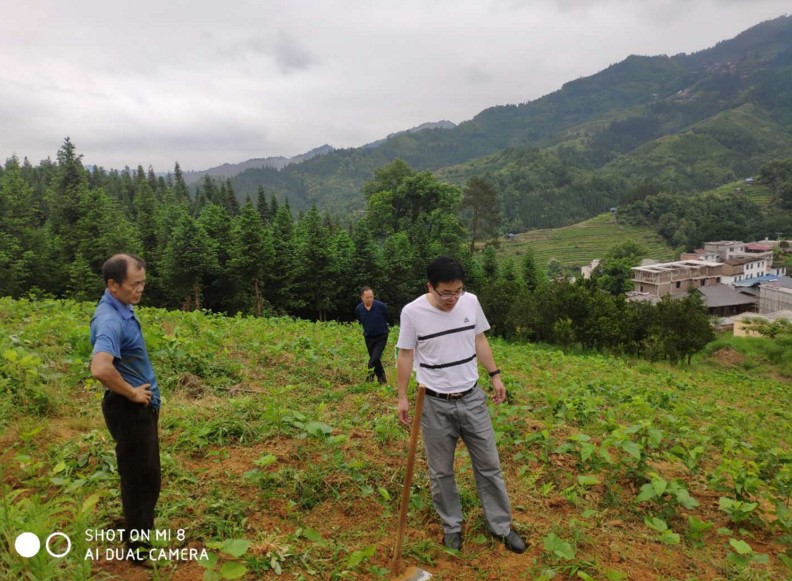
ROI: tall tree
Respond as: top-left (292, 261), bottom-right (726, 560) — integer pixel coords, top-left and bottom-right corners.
top-left (230, 201), bottom-right (274, 316)
top-left (268, 204), bottom-right (296, 312)
top-left (198, 203), bottom-right (234, 312)
top-left (293, 206), bottom-right (333, 320)
top-left (256, 186), bottom-right (271, 223)
top-left (172, 162), bottom-right (191, 206)
top-left (222, 178), bottom-right (240, 216)
top-left (460, 176), bottom-right (502, 252)
top-left (162, 214), bottom-right (216, 310)
top-left (350, 220), bottom-right (383, 292)
top-left (591, 240), bottom-right (646, 296)
top-left (520, 247), bottom-right (541, 292)
top-left (0, 157), bottom-right (38, 296)
top-left (45, 138), bottom-right (89, 272)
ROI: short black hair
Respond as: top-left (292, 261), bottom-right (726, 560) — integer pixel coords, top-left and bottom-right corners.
top-left (360, 286), bottom-right (373, 296)
top-left (427, 256), bottom-right (465, 288)
top-left (102, 253), bottom-right (146, 285)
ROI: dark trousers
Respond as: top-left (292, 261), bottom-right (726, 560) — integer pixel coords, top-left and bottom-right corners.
top-left (102, 391), bottom-right (161, 545)
top-left (364, 333), bottom-right (388, 382)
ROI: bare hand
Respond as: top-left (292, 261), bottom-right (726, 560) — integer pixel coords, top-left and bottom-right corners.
top-left (397, 398), bottom-right (410, 426)
top-left (129, 383), bottom-right (153, 406)
top-left (491, 376), bottom-right (506, 405)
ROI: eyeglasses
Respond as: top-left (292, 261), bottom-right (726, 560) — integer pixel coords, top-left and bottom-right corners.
top-left (432, 286), bottom-right (465, 300)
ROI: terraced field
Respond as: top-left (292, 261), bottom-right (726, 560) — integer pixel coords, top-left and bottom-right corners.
top-left (495, 213), bottom-right (677, 270)
top-left (698, 180), bottom-right (772, 207)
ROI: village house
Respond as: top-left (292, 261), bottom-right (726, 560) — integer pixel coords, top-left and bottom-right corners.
top-left (631, 260), bottom-right (723, 297)
top-left (581, 259), bottom-right (600, 280)
top-left (682, 240), bottom-right (773, 283)
top-left (759, 283), bottom-right (792, 314)
top-left (696, 285), bottom-right (757, 317)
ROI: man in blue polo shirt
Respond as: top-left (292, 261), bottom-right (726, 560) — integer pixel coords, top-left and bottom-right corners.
top-left (90, 253), bottom-right (160, 564)
top-left (354, 286), bottom-right (391, 384)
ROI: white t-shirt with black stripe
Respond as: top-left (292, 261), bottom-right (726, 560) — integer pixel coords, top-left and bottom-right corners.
top-left (396, 292), bottom-right (490, 393)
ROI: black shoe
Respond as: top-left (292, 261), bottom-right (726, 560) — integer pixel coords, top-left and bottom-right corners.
top-left (443, 532), bottom-right (463, 551)
top-left (500, 529), bottom-right (526, 554)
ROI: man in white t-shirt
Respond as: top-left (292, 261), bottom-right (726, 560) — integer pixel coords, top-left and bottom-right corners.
top-left (396, 256), bottom-right (525, 554)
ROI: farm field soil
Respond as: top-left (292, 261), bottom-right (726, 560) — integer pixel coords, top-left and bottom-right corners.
top-left (1, 298), bottom-right (790, 579)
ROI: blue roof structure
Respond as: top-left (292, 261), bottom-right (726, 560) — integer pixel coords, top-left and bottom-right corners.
top-left (733, 275), bottom-right (781, 287)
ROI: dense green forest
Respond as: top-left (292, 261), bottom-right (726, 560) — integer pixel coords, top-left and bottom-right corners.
top-left (1, 139), bottom-right (731, 364)
top-left (621, 160), bottom-right (792, 249)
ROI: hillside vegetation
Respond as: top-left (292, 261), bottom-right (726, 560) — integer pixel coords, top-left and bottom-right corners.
top-left (494, 213), bottom-right (676, 269)
top-left (2, 298), bottom-right (791, 580)
top-left (222, 16), bottom-right (792, 230)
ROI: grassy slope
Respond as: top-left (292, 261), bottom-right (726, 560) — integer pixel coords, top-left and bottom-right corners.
top-left (1, 299), bottom-right (790, 580)
top-left (494, 213), bottom-right (677, 269)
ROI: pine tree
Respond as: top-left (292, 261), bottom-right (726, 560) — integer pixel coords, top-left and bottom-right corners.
top-left (162, 214), bottom-right (216, 310)
top-left (268, 204), bottom-right (295, 312)
top-left (521, 247), bottom-right (541, 291)
top-left (197, 203), bottom-right (234, 312)
top-left (293, 206), bottom-right (333, 320)
top-left (230, 202), bottom-right (274, 316)
top-left (45, 138), bottom-right (89, 268)
top-left (222, 178), bottom-right (240, 216)
top-left (256, 186), bottom-right (271, 223)
top-left (350, 220), bottom-right (382, 291)
top-left (327, 227), bottom-right (356, 319)
top-left (0, 157), bottom-right (37, 296)
top-left (172, 162), bottom-right (191, 206)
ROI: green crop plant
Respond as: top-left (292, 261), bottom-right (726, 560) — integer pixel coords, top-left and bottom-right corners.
top-left (686, 515), bottom-right (714, 547)
top-left (719, 497), bottom-right (760, 525)
top-left (603, 421), bottom-right (663, 480)
top-left (199, 538), bottom-right (252, 580)
top-left (635, 472), bottom-right (699, 521)
top-left (669, 442), bottom-right (707, 475)
top-left (711, 456), bottom-right (763, 501)
top-left (726, 538), bottom-right (769, 569)
top-left (644, 516), bottom-right (681, 545)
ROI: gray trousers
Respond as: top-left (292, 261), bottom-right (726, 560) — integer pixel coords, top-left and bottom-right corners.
top-left (421, 385), bottom-right (512, 536)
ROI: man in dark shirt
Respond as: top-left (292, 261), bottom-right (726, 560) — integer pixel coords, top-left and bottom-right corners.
top-left (90, 253), bottom-right (160, 565)
top-left (354, 287), bottom-right (391, 384)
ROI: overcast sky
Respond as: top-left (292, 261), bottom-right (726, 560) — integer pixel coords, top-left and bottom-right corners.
top-left (1, 1), bottom-right (788, 172)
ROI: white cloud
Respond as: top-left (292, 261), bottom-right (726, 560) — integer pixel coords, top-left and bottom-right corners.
top-left (0, 0), bottom-right (789, 170)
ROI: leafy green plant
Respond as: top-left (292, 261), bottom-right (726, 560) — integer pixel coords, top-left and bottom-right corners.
top-left (669, 443), bottom-right (707, 474)
top-left (543, 532), bottom-right (576, 560)
top-left (726, 538), bottom-right (768, 568)
top-left (643, 517), bottom-right (680, 545)
top-left (635, 472), bottom-right (699, 520)
top-left (719, 497), bottom-right (759, 524)
top-left (686, 515), bottom-right (713, 547)
top-left (200, 538), bottom-right (252, 580)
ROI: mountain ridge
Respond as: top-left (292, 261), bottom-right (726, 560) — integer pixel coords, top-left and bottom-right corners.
top-left (218, 15), bottom-right (792, 224)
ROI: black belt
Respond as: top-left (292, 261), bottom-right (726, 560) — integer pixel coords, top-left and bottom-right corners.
top-left (424, 386), bottom-right (474, 400)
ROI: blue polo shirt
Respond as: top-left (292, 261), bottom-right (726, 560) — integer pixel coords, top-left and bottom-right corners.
top-left (354, 300), bottom-right (391, 337)
top-left (90, 289), bottom-right (161, 410)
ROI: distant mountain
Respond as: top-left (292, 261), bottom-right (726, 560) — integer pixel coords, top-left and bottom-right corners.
top-left (183, 144), bottom-right (334, 185)
top-left (223, 15), bottom-right (792, 226)
top-left (361, 120), bottom-right (457, 149)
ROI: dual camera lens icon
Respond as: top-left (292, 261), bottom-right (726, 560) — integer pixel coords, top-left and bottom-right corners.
top-left (14, 532), bottom-right (72, 558)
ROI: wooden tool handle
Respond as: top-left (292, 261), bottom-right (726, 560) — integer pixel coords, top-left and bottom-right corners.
top-left (390, 385), bottom-right (426, 574)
